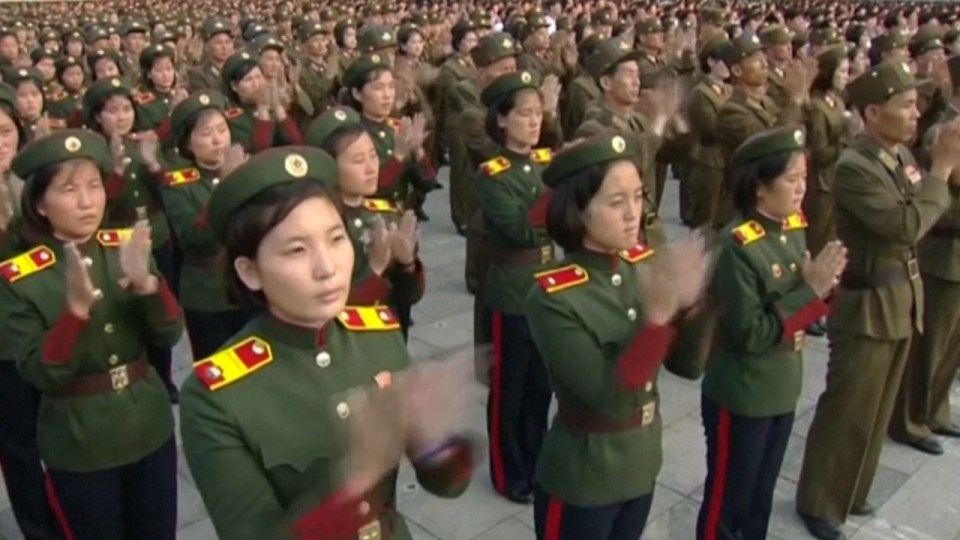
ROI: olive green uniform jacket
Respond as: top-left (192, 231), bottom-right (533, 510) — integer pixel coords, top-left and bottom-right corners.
top-left (103, 137), bottom-right (171, 249)
top-left (803, 92), bottom-right (853, 256)
top-left (685, 79), bottom-right (730, 228)
top-left (187, 59), bottom-right (223, 92)
top-left (560, 71), bottom-right (600, 141)
top-left (360, 116), bottom-right (437, 207)
top-left (133, 88), bottom-right (174, 132)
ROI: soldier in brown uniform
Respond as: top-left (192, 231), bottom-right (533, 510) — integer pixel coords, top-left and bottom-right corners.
top-left (295, 20), bottom-right (338, 119)
top-left (559, 34), bottom-right (602, 140)
top-left (186, 17), bottom-right (234, 93)
top-left (759, 25), bottom-right (793, 111)
top-left (516, 14), bottom-right (553, 79)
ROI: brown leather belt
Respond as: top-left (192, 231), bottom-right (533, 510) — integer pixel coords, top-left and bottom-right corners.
top-left (557, 401), bottom-right (656, 434)
top-left (491, 245), bottom-right (554, 266)
top-left (930, 226), bottom-right (960, 238)
top-left (53, 359), bottom-right (151, 397)
top-left (840, 258), bottom-right (920, 289)
top-left (184, 252), bottom-right (223, 268)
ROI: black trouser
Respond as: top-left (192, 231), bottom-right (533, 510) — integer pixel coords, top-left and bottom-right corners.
top-left (697, 396), bottom-right (794, 540)
top-left (393, 301), bottom-right (413, 342)
top-left (534, 485), bottom-right (654, 540)
top-left (184, 309), bottom-right (253, 361)
top-left (0, 362), bottom-right (65, 540)
top-left (149, 242), bottom-right (175, 388)
top-left (47, 437), bottom-right (177, 540)
top-left (485, 310), bottom-right (552, 497)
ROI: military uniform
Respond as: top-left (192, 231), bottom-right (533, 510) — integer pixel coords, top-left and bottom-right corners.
top-left (133, 44), bottom-right (178, 132)
top-left (436, 50), bottom-right (476, 230)
top-left (0, 130), bottom-right (183, 540)
top-left (516, 15), bottom-right (553, 79)
top-left (527, 133), bottom-right (712, 540)
top-left (181, 147), bottom-right (473, 540)
top-left (759, 26), bottom-right (794, 111)
top-left (46, 56), bottom-right (85, 120)
top-left (222, 51), bottom-right (302, 153)
top-left (296, 21), bottom-right (338, 119)
top-left (796, 62), bottom-right (952, 534)
top-left (697, 129), bottom-right (829, 540)
top-left (186, 17), bottom-right (233, 93)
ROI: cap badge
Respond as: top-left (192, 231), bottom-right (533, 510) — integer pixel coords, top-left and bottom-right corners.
top-left (502, 38), bottom-right (513, 49)
top-left (198, 94), bottom-right (210, 105)
top-left (611, 135), bottom-right (626, 153)
top-left (285, 153), bottom-right (308, 178)
top-left (520, 71), bottom-right (532, 84)
top-left (371, 53), bottom-right (381, 63)
top-left (64, 136), bottom-right (82, 153)
top-left (17, 69), bottom-right (26, 76)
top-left (382, 31), bottom-right (391, 40)
top-left (110, 78), bottom-right (121, 87)
top-left (334, 109), bottom-right (347, 121)
top-left (793, 130), bottom-right (804, 144)
top-left (241, 52), bottom-right (250, 59)
top-left (619, 40), bottom-right (630, 50)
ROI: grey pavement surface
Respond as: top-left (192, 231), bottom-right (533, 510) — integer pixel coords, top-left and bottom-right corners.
top-left (2, 169), bottom-right (959, 540)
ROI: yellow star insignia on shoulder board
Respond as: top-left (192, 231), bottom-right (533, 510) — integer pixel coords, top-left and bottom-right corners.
top-left (535, 264), bottom-right (589, 293)
top-left (732, 220), bottom-right (765, 245)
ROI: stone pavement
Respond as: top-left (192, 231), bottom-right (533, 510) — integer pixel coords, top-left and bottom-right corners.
top-left (2, 170), bottom-right (960, 540)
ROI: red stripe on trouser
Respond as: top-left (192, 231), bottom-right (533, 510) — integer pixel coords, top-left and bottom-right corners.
top-left (704, 407), bottom-right (732, 540)
top-left (545, 498), bottom-right (564, 540)
top-left (489, 310), bottom-right (506, 494)
top-left (44, 473), bottom-right (75, 540)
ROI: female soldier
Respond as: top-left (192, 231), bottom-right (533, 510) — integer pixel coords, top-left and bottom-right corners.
top-left (134, 43), bottom-right (181, 132)
top-left (526, 133), bottom-right (713, 539)
top-left (696, 127), bottom-right (847, 540)
top-left (0, 129), bottom-right (183, 539)
top-left (221, 50), bottom-right (301, 153)
top-left (86, 49), bottom-right (124, 82)
top-left (46, 56), bottom-right (87, 122)
top-left (83, 76), bottom-right (178, 400)
top-left (473, 70), bottom-right (555, 504)
top-left (180, 146), bottom-right (475, 540)
top-left (5, 67), bottom-right (49, 141)
top-left (341, 54), bottom-right (437, 211)
top-left (333, 19), bottom-right (359, 78)
top-left (305, 106), bottom-right (426, 339)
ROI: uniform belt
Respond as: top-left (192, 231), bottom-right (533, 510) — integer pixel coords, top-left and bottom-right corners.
top-left (929, 226), bottom-right (960, 238)
top-left (183, 252), bottom-right (223, 268)
top-left (491, 245), bottom-right (554, 266)
top-left (52, 358), bottom-right (150, 397)
top-left (840, 258), bottom-right (920, 289)
top-left (556, 401), bottom-right (656, 434)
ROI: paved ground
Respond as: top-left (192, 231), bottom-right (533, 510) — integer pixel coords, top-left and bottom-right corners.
top-left (2, 170), bottom-right (959, 540)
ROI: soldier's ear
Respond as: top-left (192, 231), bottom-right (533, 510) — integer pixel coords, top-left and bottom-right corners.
top-left (730, 63), bottom-right (742, 79)
top-left (233, 256), bottom-right (263, 292)
top-left (599, 73), bottom-right (612, 92)
top-left (350, 86), bottom-right (364, 103)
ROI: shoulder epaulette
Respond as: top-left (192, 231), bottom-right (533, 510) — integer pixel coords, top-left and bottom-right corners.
top-left (387, 118), bottom-right (402, 131)
top-left (480, 156), bottom-right (511, 177)
top-left (362, 198), bottom-right (396, 212)
top-left (162, 167), bottom-right (202, 186)
top-left (46, 117), bottom-right (66, 129)
top-left (337, 306), bottom-right (401, 331)
top-left (732, 220), bottom-right (766, 245)
top-left (535, 264), bottom-right (589, 293)
top-left (0, 246), bottom-right (56, 283)
top-left (47, 89), bottom-right (67, 102)
top-left (133, 91), bottom-right (155, 105)
top-left (530, 148), bottom-right (552, 164)
top-left (619, 244), bottom-right (654, 264)
top-left (782, 212), bottom-right (808, 231)
top-left (225, 107), bottom-right (244, 119)
top-left (96, 228), bottom-right (133, 247)
top-left (194, 337), bottom-right (273, 391)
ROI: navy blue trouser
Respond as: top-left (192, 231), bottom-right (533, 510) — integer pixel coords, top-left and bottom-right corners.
top-left (184, 308), bottom-right (253, 361)
top-left (47, 436), bottom-right (178, 540)
top-left (0, 362), bottom-right (65, 540)
top-left (533, 485), bottom-right (654, 540)
top-left (697, 396), bottom-right (794, 540)
top-left (485, 310), bottom-right (552, 497)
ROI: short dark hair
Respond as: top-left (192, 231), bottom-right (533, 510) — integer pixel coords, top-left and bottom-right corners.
top-left (729, 149), bottom-right (799, 215)
top-left (347, 66), bottom-right (393, 110)
top-left (171, 108), bottom-right (226, 160)
top-left (546, 162), bottom-right (607, 251)
top-left (226, 62), bottom-right (258, 103)
top-left (222, 179), bottom-right (343, 310)
top-left (483, 87), bottom-right (542, 146)
top-left (89, 91), bottom-right (137, 135)
top-left (20, 159), bottom-right (103, 237)
top-left (321, 122), bottom-right (368, 158)
top-left (0, 103), bottom-right (27, 151)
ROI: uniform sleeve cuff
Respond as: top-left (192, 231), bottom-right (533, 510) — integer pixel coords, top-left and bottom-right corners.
top-left (615, 323), bottom-right (676, 390)
top-left (42, 309), bottom-right (89, 365)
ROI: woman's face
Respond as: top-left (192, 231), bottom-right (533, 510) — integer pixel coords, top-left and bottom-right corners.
top-left (149, 56), bottom-right (176, 91)
top-left (708, 57), bottom-right (730, 80)
top-left (259, 49), bottom-right (284, 79)
top-left (15, 81), bottom-right (43, 121)
top-left (335, 132), bottom-right (380, 198)
top-left (94, 58), bottom-right (120, 80)
top-left (232, 66), bottom-right (265, 103)
top-left (357, 70), bottom-right (396, 119)
top-left (37, 159), bottom-right (105, 241)
top-left (61, 65), bottom-right (85, 91)
top-left (236, 196), bottom-right (354, 327)
top-left (832, 59), bottom-right (851, 91)
top-left (98, 94), bottom-right (135, 137)
top-left (188, 110), bottom-right (231, 168)
top-left (35, 58), bottom-right (56, 82)
top-left (65, 40), bottom-right (84, 57)
top-left (499, 88), bottom-right (543, 149)
top-left (403, 32), bottom-right (425, 59)
top-left (343, 27), bottom-right (357, 49)
top-left (582, 160), bottom-right (644, 252)
top-left (757, 152), bottom-right (807, 218)
top-left (0, 108), bottom-right (20, 172)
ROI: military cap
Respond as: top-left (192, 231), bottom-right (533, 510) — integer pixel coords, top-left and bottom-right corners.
top-left (298, 21), bottom-right (327, 42)
top-left (578, 34), bottom-right (604, 59)
top-left (86, 48), bottom-right (123, 72)
top-left (409, 13), bottom-right (430, 27)
top-left (304, 106), bottom-right (362, 149)
top-left (699, 34), bottom-right (730, 63)
top-left (319, 8), bottom-right (337, 22)
top-left (139, 43), bottom-right (175, 71)
top-left (847, 60), bottom-right (919, 109)
top-left (470, 32), bottom-right (520, 68)
top-left (201, 16), bottom-right (232, 41)
top-left (154, 30), bottom-right (179, 45)
top-left (357, 25), bottom-right (396, 53)
top-left (543, 132), bottom-right (639, 188)
top-left (556, 17), bottom-right (573, 32)
top-left (451, 19), bottom-right (477, 47)
top-left (792, 30), bottom-right (810, 51)
top-left (944, 29), bottom-right (960, 47)
top-left (946, 54), bottom-right (960, 88)
top-left (699, 7), bottom-right (726, 26)
top-left (85, 26), bottom-right (110, 44)
top-left (334, 19), bottom-right (356, 43)
top-left (720, 34), bottom-right (762, 66)
top-left (170, 91), bottom-right (226, 142)
top-left (222, 51), bottom-right (259, 86)
top-left (816, 44), bottom-right (849, 76)
top-left (82, 77), bottom-right (131, 123)
top-left (760, 25), bottom-right (791, 46)
top-left (12, 129), bottom-right (111, 179)
top-left (341, 53), bottom-right (392, 89)
top-left (120, 19), bottom-right (149, 36)
top-left (635, 18), bottom-right (664, 35)
top-left (398, 24), bottom-right (424, 45)
top-left (909, 26), bottom-right (944, 57)
top-left (480, 70), bottom-right (540, 107)
top-left (872, 29), bottom-right (910, 55)
top-left (252, 34), bottom-right (284, 54)
top-left (523, 14), bottom-right (550, 36)
top-left (731, 127), bottom-right (806, 166)
top-left (29, 48), bottom-right (57, 65)
top-left (55, 55), bottom-right (81, 77)
top-left (207, 147), bottom-right (337, 237)
top-left (63, 29), bottom-right (84, 43)
top-left (4, 67), bottom-right (42, 88)
top-left (0, 26), bottom-right (15, 40)
top-left (470, 12), bottom-right (492, 30)
top-left (594, 9), bottom-right (615, 26)
top-left (0, 82), bottom-right (15, 110)
top-left (242, 23), bottom-right (270, 43)
top-left (585, 38), bottom-right (641, 81)
top-left (39, 28), bottom-right (60, 44)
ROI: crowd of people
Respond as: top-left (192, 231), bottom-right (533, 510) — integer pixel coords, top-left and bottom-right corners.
top-left (0, 0), bottom-right (958, 539)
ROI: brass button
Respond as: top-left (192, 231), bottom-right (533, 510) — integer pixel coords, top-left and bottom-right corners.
top-left (316, 351), bottom-right (331, 368)
top-left (644, 381), bottom-right (653, 392)
top-left (779, 235), bottom-right (787, 244)
top-left (130, 173), bottom-right (136, 179)
top-left (789, 262), bottom-right (797, 272)
top-left (108, 354), bottom-right (119, 365)
top-left (611, 274), bottom-right (622, 286)
top-left (82, 256), bottom-right (93, 267)
top-left (336, 402), bottom-right (350, 419)
top-left (212, 178), bottom-right (220, 186)
top-left (104, 323), bottom-right (114, 334)
top-left (379, 131), bottom-right (386, 138)
top-left (354, 218), bottom-right (363, 228)
top-left (627, 308), bottom-right (637, 321)
top-left (523, 164), bottom-right (531, 173)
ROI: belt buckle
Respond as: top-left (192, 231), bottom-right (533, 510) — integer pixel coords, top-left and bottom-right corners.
top-left (793, 330), bottom-right (805, 352)
top-left (358, 519), bottom-right (381, 540)
top-left (135, 205), bottom-right (148, 220)
top-left (539, 245), bottom-right (552, 264)
top-left (641, 402), bottom-right (656, 426)
top-left (907, 258), bottom-right (920, 280)
top-left (109, 365), bottom-right (129, 392)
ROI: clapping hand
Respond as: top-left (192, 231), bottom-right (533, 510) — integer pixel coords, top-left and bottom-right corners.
top-left (367, 215), bottom-right (392, 275)
top-left (638, 231), bottom-right (713, 325)
top-left (110, 134), bottom-right (128, 176)
top-left (802, 241), bottom-right (848, 297)
top-left (65, 243), bottom-right (101, 318)
top-left (118, 220), bottom-right (157, 294)
top-left (389, 210), bottom-right (418, 267)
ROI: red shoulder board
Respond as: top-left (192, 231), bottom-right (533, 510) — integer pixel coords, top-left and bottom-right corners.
top-left (619, 244), bottom-right (654, 264)
top-left (162, 167), bottom-right (202, 186)
top-left (0, 246), bottom-right (56, 283)
top-left (47, 89), bottom-right (68, 101)
top-left (194, 337), bottom-right (274, 391)
top-left (732, 220), bottom-right (765, 246)
top-left (535, 264), bottom-right (589, 294)
top-left (337, 306), bottom-right (401, 331)
top-left (96, 228), bottom-right (133, 247)
top-left (362, 198), bottom-right (396, 212)
top-left (782, 212), bottom-right (808, 231)
top-left (387, 118), bottom-right (402, 131)
top-left (530, 148), bottom-right (552, 164)
top-left (480, 156), bottom-right (511, 177)
top-left (225, 107), bottom-right (244, 119)
top-left (134, 91), bottom-right (155, 105)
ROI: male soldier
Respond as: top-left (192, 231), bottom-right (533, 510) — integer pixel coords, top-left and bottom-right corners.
top-left (713, 34), bottom-right (804, 228)
top-left (119, 19), bottom-right (149, 81)
top-left (635, 17), bottom-right (668, 73)
top-left (759, 25), bottom-right (794, 110)
top-left (888, 54), bottom-right (960, 456)
top-left (295, 20), bottom-right (338, 118)
top-left (910, 27), bottom-right (949, 161)
top-left (868, 29), bottom-right (909, 67)
top-left (516, 14), bottom-right (552, 78)
top-left (187, 16), bottom-right (234, 92)
top-left (698, 6), bottom-right (727, 45)
top-left (560, 34), bottom-right (602, 139)
top-left (809, 27), bottom-right (843, 57)
top-left (796, 60), bottom-right (960, 540)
